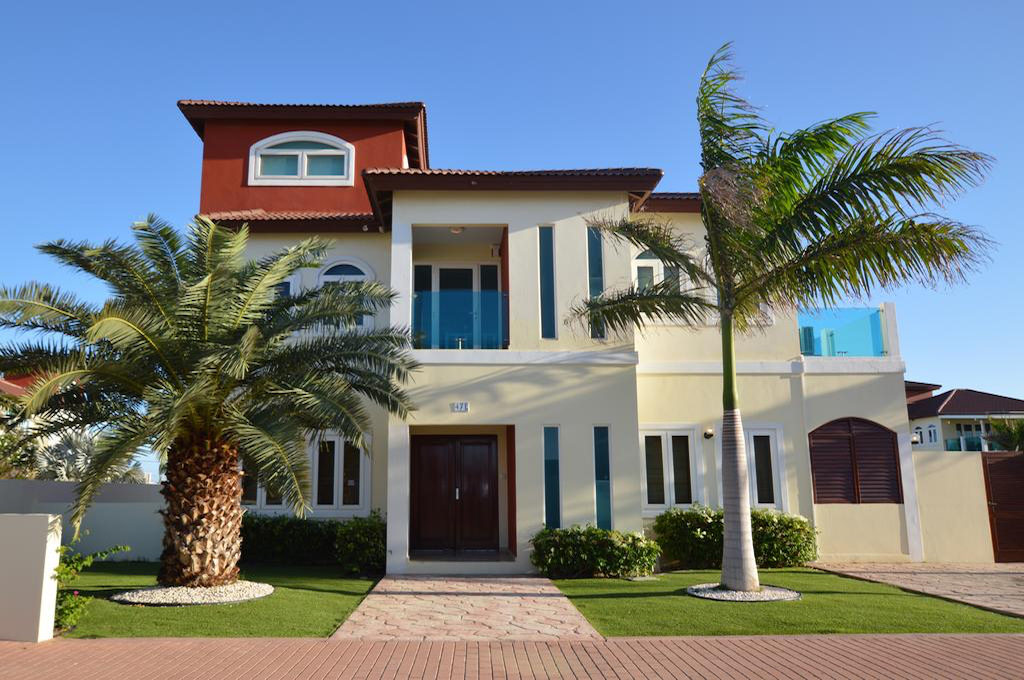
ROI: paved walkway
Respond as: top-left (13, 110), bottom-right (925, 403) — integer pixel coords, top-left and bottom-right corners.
top-left (3, 635), bottom-right (1023, 679)
top-left (816, 562), bottom-right (1024, 618)
top-left (332, 576), bottom-right (601, 641)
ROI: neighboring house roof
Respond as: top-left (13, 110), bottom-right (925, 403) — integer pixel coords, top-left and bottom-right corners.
top-left (362, 167), bottom-right (664, 226)
top-left (905, 380), bottom-right (942, 404)
top-left (0, 378), bottom-right (27, 398)
top-left (908, 388), bottom-right (1024, 419)
top-left (200, 210), bottom-right (379, 233)
top-left (177, 99), bottom-right (430, 169)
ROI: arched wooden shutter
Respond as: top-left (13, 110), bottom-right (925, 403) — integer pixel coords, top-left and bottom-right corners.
top-left (809, 418), bottom-right (903, 504)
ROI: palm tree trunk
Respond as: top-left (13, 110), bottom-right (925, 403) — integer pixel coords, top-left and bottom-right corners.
top-left (719, 312), bottom-right (760, 591)
top-left (158, 439), bottom-right (243, 587)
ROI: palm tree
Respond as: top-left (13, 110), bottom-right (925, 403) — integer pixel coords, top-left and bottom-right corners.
top-left (0, 217), bottom-right (415, 587)
top-left (986, 419), bottom-right (1024, 452)
top-left (573, 44), bottom-right (992, 591)
top-left (32, 430), bottom-right (148, 483)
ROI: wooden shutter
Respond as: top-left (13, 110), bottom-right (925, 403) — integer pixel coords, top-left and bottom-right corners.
top-left (809, 418), bottom-right (902, 504)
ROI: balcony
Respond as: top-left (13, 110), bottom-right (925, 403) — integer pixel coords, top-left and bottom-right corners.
top-left (412, 289), bottom-right (509, 349)
top-left (798, 306), bottom-right (889, 357)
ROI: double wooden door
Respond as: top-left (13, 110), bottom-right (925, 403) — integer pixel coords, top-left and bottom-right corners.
top-left (410, 435), bottom-right (499, 554)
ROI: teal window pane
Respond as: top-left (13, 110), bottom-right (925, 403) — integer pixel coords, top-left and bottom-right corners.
top-left (643, 436), bottom-right (665, 505)
top-left (587, 227), bottom-right (605, 339)
top-left (260, 154), bottom-right (299, 176)
top-left (538, 226), bottom-right (556, 339)
top-left (307, 154), bottom-right (347, 176)
top-left (637, 266), bottom-right (654, 291)
top-left (543, 427), bottom-right (561, 528)
top-left (325, 264), bottom-right (364, 277)
top-left (267, 141), bottom-right (336, 149)
top-left (594, 426), bottom-right (611, 529)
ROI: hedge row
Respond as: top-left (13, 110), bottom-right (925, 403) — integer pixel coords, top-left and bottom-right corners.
top-left (240, 511), bottom-right (385, 574)
top-left (529, 525), bottom-right (661, 578)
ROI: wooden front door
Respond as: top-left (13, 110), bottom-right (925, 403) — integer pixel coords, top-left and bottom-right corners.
top-left (410, 435), bottom-right (499, 554)
top-left (981, 452), bottom-right (1024, 562)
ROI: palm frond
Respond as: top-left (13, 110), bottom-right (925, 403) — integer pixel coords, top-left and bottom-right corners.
top-left (697, 42), bottom-right (769, 170)
top-left (0, 282), bottom-right (96, 336)
top-left (569, 281), bottom-right (717, 336)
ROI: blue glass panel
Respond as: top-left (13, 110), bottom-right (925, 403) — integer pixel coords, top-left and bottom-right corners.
top-left (543, 427), bottom-right (561, 528)
top-left (538, 227), bottom-right (556, 339)
top-left (267, 141), bottom-right (337, 149)
top-left (307, 154), bottom-right (346, 176)
top-left (587, 227), bottom-right (605, 339)
top-left (594, 426), bottom-right (611, 530)
top-left (797, 307), bottom-right (886, 357)
top-left (260, 154), bottom-right (299, 176)
top-left (410, 289), bottom-right (509, 350)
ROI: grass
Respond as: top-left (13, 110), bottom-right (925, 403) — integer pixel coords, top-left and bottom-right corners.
top-left (65, 562), bottom-right (376, 638)
top-left (555, 568), bottom-right (1024, 637)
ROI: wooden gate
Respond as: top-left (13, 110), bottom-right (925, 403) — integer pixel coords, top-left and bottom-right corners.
top-left (981, 452), bottom-right (1024, 562)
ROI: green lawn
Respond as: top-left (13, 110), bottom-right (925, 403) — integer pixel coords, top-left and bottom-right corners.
top-left (555, 568), bottom-right (1024, 637)
top-left (66, 562), bottom-right (376, 638)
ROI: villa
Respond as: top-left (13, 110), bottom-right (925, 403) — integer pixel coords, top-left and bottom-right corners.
top-left (175, 99), bottom-right (1007, 573)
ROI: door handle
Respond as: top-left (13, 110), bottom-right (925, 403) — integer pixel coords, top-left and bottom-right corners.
top-left (455, 487), bottom-right (460, 501)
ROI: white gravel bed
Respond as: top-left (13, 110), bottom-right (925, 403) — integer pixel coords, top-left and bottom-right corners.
top-left (686, 582), bottom-right (801, 602)
top-left (111, 580), bottom-right (274, 606)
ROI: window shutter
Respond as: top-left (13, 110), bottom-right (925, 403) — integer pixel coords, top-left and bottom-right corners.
top-left (809, 418), bottom-right (903, 504)
top-left (851, 420), bottom-right (903, 503)
top-left (809, 423), bottom-right (857, 503)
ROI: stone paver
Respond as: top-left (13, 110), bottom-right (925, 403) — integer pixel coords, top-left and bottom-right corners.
top-left (331, 576), bottom-right (601, 641)
top-left (816, 562), bottom-right (1024, 618)
top-left (3, 635), bottom-right (1024, 679)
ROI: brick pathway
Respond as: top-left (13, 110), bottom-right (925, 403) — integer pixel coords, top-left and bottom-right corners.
top-left (332, 576), bottom-right (601, 641)
top-left (815, 562), bottom-right (1024, 618)
top-left (3, 634), bottom-right (1024, 679)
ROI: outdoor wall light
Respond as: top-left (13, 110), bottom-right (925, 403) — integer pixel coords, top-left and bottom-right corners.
top-left (449, 226), bottom-right (465, 235)
top-left (703, 428), bottom-right (715, 439)
top-left (911, 433), bottom-right (921, 444)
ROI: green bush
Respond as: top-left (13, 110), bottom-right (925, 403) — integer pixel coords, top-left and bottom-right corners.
top-left (241, 511), bottom-right (386, 574)
top-left (652, 505), bottom-right (817, 569)
top-left (530, 525), bottom-right (661, 578)
top-left (54, 542), bottom-right (130, 630)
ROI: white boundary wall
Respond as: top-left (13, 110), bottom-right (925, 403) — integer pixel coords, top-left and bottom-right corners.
top-left (0, 480), bottom-right (163, 561)
top-left (0, 514), bottom-right (61, 642)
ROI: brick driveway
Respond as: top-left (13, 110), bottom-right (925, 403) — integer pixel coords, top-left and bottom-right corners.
top-left (3, 634), bottom-right (1024, 679)
top-left (332, 576), bottom-right (600, 641)
top-left (815, 563), bottom-right (1024, 618)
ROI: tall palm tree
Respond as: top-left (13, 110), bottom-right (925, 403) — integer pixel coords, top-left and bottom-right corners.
top-left (573, 44), bottom-right (992, 591)
top-left (0, 217), bottom-right (415, 587)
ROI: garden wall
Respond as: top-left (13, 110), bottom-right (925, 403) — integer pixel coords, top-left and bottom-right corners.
top-left (0, 480), bottom-right (163, 560)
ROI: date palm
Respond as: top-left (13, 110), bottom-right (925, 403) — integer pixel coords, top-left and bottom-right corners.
top-left (573, 44), bottom-right (991, 591)
top-left (33, 430), bottom-right (148, 483)
top-left (986, 419), bottom-right (1024, 452)
top-left (0, 217), bottom-right (415, 586)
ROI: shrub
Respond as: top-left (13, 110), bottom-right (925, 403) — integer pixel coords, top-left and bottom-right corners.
top-left (530, 525), bottom-right (661, 578)
top-left (240, 511), bottom-right (386, 574)
top-left (54, 542), bottom-right (130, 630)
top-left (652, 505), bottom-right (817, 569)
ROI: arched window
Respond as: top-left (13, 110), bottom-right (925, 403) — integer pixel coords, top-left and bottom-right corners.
top-left (320, 260), bottom-right (373, 330)
top-left (927, 424), bottom-right (938, 444)
top-left (248, 131), bottom-right (355, 186)
top-left (809, 417), bottom-right (903, 503)
top-left (913, 426), bottom-right (923, 445)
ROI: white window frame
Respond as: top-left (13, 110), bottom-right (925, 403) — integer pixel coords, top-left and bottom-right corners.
top-left (312, 433), bottom-right (370, 515)
top-left (319, 257), bottom-right (375, 331)
top-left (639, 425), bottom-right (703, 517)
top-left (714, 423), bottom-right (789, 512)
top-left (411, 261), bottom-right (502, 349)
top-left (927, 424), bottom-right (938, 444)
top-left (248, 131), bottom-right (355, 187)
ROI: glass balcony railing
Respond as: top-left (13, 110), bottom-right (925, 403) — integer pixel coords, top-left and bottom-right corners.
top-left (412, 290), bottom-right (509, 350)
top-left (798, 307), bottom-right (888, 357)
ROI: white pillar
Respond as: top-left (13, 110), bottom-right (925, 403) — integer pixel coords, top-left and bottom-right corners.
top-left (896, 432), bottom-right (925, 562)
top-left (0, 514), bottom-right (61, 642)
top-left (385, 419), bottom-right (410, 574)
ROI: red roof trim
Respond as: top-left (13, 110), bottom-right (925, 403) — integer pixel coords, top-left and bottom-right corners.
top-left (641, 192), bottom-right (702, 213)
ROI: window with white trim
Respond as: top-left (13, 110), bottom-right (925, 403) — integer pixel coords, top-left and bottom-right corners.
top-left (926, 424), bottom-right (938, 444)
top-left (747, 429), bottom-right (782, 508)
top-left (321, 261), bottom-right (373, 330)
top-left (243, 436), bottom-right (368, 513)
top-left (634, 250), bottom-right (681, 294)
top-left (640, 429), bottom-right (698, 513)
top-left (913, 426), bottom-right (924, 445)
top-left (248, 131), bottom-right (355, 186)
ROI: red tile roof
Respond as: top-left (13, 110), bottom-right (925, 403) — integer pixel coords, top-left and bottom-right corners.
top-left (0, 378), bottom-right (28, 398)
top-left (203, 209), bottom-right (374, 222)
top-left (640, 191), bottom-right (702, 213)
top-left (908, 388), bottom-right (1024, 419)
top-left (363, 168), bottom-right (664, 178)
top-left (201, 210), bottom-right (379, 233)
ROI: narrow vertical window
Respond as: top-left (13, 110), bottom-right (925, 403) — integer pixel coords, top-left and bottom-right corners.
top-left (543, 427), bottom-right (561, 528)
top-left (241, 464), bottom-right (258, 505)
top-left (342, 441), bottom-right (361, 506)
top-left (594, 426), bottom-right (612, 529)
top-left (412, 264), bottom-right (433, 349)
top-left (752, 434), bottom-right (775, 504)
top-left (643, 435), bottom-right (666, 505)
top-left (671, 435), bottom-right (693, 504)
top-left (316, 440), bottom-right (336, 506)
top-left (538, 226), bottom-right (556, 338)
top-left (587, 226), bottom-right (605, 339)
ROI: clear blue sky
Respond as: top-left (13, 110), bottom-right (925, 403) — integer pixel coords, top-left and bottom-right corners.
top-left (1, 1), bottom-right (1020, 401)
